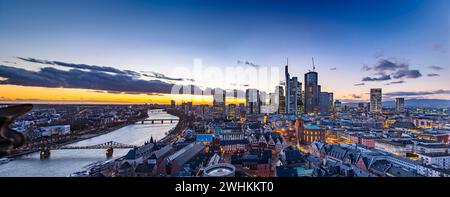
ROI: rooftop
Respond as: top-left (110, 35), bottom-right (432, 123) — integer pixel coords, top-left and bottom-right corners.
top-left (304, 124), bottom-right (322, 130)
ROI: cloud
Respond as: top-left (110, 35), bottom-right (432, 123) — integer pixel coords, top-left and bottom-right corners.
top-left (142, 72), bottom-right (186, 81)
top-left (362, 74), bottom-right (391, 81)
top-left (237, 60), bottom-right (260, 68)
top-left (354, 83), bottom-right (365, 86)
top-left (17, 57), bottom-right (129, 75)
top-left (0, 64), bottom-right (174, 94)
top-left (429, 65), bottom-right (444, 70)
top-left (17, 56), bottom-right (197, 83)
top-left (330, 67), bottom-right (337, 70)
top-left (384, 89), bottom-right (450, 97)
top-left (351, 94), bottom-right (361, 99)
top-left (385, 80), bottom-right (405, 85)
top-left (427, 73), bottom-right (440, 77)
top-left (392, 69), bottom-right (422, 79)
top-left (2, 61), bottom-right (16, 64)
top-left (362, 58), bottom-right (422, 82)
top-left (144, 72), bottom-right (195, 82)
top-left (373, 59), bottom-right (408, 72)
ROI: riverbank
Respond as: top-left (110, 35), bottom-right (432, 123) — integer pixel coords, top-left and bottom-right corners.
top-left (0, 109), bottom-right (178, 177)
top-left (158, 110), bottom-right (189, 144)
top-left (7, 113), bottom-right (150, 158)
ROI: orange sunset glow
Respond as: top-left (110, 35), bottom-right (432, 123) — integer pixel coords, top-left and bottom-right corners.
top-left (0, 84), bottom-right (245, 105)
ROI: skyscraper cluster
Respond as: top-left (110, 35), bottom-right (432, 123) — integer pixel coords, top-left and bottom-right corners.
top-left (284, 63), bottom-right (303, 115)
top-left (281, 58), bottom-right (332, 116)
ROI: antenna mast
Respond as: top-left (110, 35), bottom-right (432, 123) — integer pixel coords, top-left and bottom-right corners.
top-left (312, 57), bottom-right (316, 71)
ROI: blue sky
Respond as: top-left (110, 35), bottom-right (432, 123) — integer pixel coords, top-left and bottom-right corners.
top-left (0, 0), bottom-right (449, 102)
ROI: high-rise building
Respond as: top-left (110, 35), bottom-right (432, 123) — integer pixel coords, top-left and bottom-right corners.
top-left (284, 61), bottom-right (302, 115)
top-left (246, 89), bottom-right (260, 114)
top-left (370, 88), bottom-right (382, 113)
top-left (276, 86), bottom-right (285, 114)
top-left (213, 89), bottom-right (226, 116)
top-left (396, 98), bottom-right (405, 113)
top-left (334, 100), bottom-right (342, 112)
top-left (288, 76), bottom-right (299, 115)
top-left (285, 64), bottom-right (291, 114)
top-left (182, 102), bottom-right (193, 114)
top-left (297, 83), bottom-right (303, 113)
top-left (170, 100), bottom-right (176, 109)
top-left (227, 104), bottom-right (237, 120)
top-left (358, 102), bottom-right (365, 112)
top-left (319, 92), bottom-right (333, 115)
top-left (304, 71), bottom-right (319, 115)
top-left (259, 91), bottom-right (269, 114)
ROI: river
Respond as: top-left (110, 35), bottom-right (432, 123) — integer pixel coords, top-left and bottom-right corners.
top-left (0, 109), bottom-right (178, 177)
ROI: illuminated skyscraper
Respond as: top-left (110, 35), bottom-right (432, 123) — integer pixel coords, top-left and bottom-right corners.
top-left (304, 71), bottom-right (319, 115)
top-left (246, 88), bottom-right (260, 114)
top-left (288, 76), bottom-right (299, 115)
top-left (319, 92), bottom-right (333, 115)
top-left (171, 100), bottom-right (176, 109)
top-left (334, 100), bottom-right (342, 112)
top-left (370, 88), bottom-right (382, 113)
top-left (285, 63), bottom-right (291, 114)
top-left (296, 81), bottom-right (303, 113)
top-left (275, 86), bottom-right (285, 114)
top-left (213, 89), bottom-right (226, 116)
top-left (284, 60), bottom-right (302, 115)
top-left (396, 97), bottom-right (405, 113)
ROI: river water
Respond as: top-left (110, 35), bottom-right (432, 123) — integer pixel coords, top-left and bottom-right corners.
top-left (0, 110), bottom-right (178, 177)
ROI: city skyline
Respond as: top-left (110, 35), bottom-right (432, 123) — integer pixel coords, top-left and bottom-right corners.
top-left (0, 0), bottom-right (449, 104)
top-left (1, 0), bottom-right (450, 182)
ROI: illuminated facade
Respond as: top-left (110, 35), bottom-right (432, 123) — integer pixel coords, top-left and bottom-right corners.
top-left (396, 97), bottom-right (405, 113)
top-left (370, 88), bottom-right (382, 113)
top-left (319, 92), bottom-right (333, 115)
top-left (298, 124), bottom-right (325, 145)
top-left (246, 89), bottom-right (261, 114)
top-left (213, 89), bottom-right (226, 116)
top-left (304, 71), bottom-right (319, 115)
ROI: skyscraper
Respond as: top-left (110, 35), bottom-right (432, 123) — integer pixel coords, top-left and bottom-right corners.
top-left (358, 102), bottom-right (365, 112)
top-left (246, 88), bottom-right (260, 114)
top-left (276, 86), bottom-right (286, 114)
top-left (285, 63), bottom-right (291, 114)
top-left (304, 71), bottom-right (319, 115)
top-left (288, 76), bottom-right (299, 115)
top-left (370, 88), bottom-right (382, 113)
top-left (334, 100), bottom-right (342, 113)
top-left (213, 89), bottom-right (226, 116)
top-left (296, 81), bottom-right (303, 113)
top-left (227, 104), bottom-right (237, 120)
top-left (319, 92), bottom-right (333, 115)
top-left (284, 60), bottom-right (302, 115)
top-left (396, 98), bottom-right (405, 113)
top-left (170, 100), bottom-right (176, 109)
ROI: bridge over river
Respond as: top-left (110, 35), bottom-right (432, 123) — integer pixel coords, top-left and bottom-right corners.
top-left (138, 118), bottom-right (179, 124)
top-left (21, 141), bottom-right (137, 159)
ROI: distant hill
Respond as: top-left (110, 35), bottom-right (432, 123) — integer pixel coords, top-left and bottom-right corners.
top-left (382, 99), bottom-right (450, 108)
top-left (344, 99), bottom-right (450, 108)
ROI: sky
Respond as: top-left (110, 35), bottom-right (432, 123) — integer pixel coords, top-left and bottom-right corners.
top-left (0, 0), bottom-right (449, 104)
